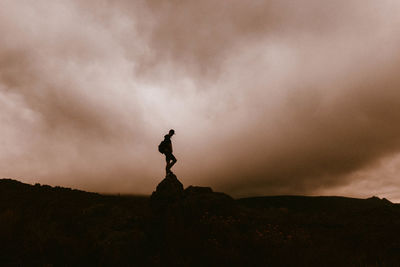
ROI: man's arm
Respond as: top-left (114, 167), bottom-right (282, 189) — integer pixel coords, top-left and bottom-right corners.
top-left (168, 142), bottom-right (173, 153)
top-left (164, 136), bottom-right (173, 153)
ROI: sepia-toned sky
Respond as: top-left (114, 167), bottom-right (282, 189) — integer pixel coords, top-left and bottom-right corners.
top-left (1, 0), bottom-right (400, 201)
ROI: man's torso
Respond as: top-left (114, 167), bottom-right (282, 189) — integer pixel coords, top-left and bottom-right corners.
top-left (164, 135), bottom-right (173, 153)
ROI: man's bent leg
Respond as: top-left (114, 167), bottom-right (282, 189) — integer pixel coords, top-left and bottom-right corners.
top-left (165, 154), bottom-right (172, 174)
top-left (170, 154), bottom-right (177, 169)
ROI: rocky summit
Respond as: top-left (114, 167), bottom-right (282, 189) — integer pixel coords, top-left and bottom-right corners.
top-left (150, 173), bottom-right (235, 216)
top-left (151, 172), bottom-right (184, 203)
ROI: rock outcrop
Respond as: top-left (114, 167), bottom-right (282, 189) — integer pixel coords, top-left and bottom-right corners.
top-left (150, 172), bottom-right (183, 204)
top-left (182, 185), bottom-right (235, 218)
top-left (150, 173), bottom-right (235, 218)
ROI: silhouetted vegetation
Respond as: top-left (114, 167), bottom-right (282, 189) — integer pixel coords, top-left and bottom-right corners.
top-left (1, 177), bottom-right (400, 266)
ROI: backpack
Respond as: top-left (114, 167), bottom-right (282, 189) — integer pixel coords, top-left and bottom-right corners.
top-left (158, 140), bottom-right (166, 154)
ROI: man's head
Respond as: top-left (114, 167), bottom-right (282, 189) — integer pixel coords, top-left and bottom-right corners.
top-left (169, 129), bottom-right (175, 136)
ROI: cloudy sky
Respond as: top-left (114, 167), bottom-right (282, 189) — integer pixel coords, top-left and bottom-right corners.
top-left (1, 0), bottom-right (400, 201)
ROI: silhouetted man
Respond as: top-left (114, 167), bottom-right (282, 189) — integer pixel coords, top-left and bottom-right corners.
top-left (162, 129), bottom-right (177, 174)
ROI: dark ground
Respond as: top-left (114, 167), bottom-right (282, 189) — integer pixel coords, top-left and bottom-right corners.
top-left (1, 176), bottom-right (400, 266)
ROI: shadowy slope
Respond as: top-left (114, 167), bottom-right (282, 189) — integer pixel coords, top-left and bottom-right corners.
top-left (1, 177), bottom-right (400, 266)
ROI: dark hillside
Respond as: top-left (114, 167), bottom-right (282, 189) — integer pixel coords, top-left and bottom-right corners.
top-left (0, 179), bottom-right (150, 266)
top-left (1, 177), bottom-right (400, 266)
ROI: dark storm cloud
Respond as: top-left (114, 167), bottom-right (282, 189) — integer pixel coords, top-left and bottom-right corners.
top-left (0, 0), bottom-right (152, 193)
top-left (1, 0), bottom-right (400, 198)
top-left (132, 0), bottom-right (400, 197)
